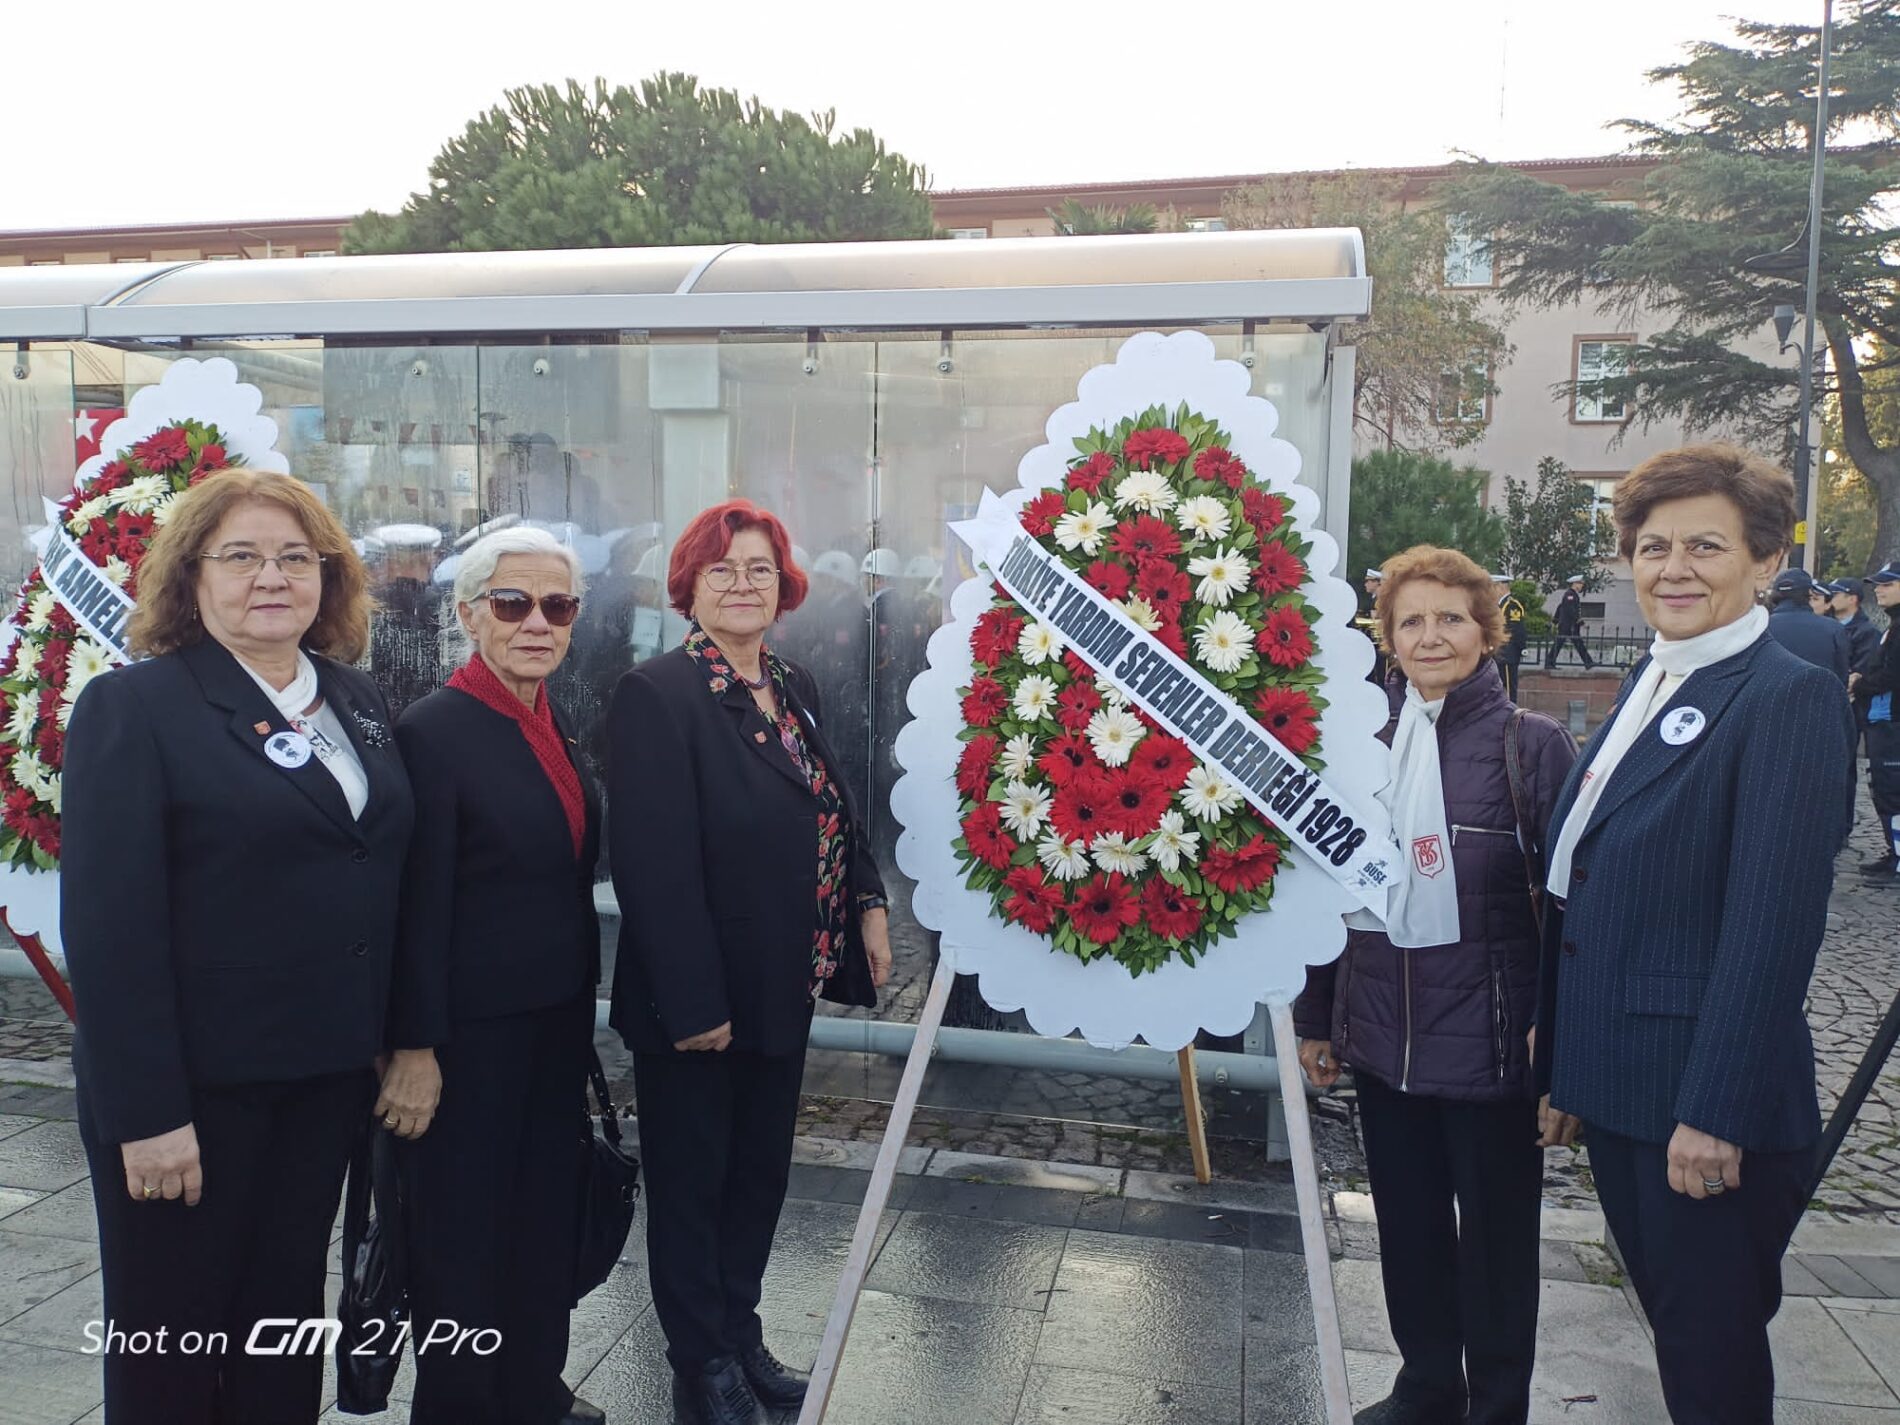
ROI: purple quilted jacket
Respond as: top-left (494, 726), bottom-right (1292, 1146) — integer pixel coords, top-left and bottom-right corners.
top-left (1293, 660), bottom-right (1579, 1102)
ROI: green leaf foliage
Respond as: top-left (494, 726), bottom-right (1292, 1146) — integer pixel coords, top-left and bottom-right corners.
top-left (1345, 448), bottom-right (1505, 580)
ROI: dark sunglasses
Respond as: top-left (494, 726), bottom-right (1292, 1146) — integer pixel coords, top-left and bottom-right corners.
top-left (474, 588), bottom-right (583, 626)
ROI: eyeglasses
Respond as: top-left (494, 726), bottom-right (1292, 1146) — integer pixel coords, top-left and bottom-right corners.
top-left (473, 588), bottom-right (583, 627)
top-left (198, 549), bottom-right (325, 579)
top-left (701, 561), bottom-right (780, 592)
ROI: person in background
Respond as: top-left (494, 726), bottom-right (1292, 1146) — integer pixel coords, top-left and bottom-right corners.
top-left (1537, 444), bottom-right (1854, 1424)
top-left (1359, 567), bottom-right (1389, 685)
top-left (1830, 578), bottom-right (1883, 677)
top-left (1810, 579), bottom-right (1837, 617)
top-left (63, 470), bottom-right (413, 1424)
top-left (367, 522), bottom-right (446, 718)
top-left (1297, 546), bottom-right (1579, 1425)
top-left (1765, 567), bottom-right (1850, 683)
top-left (1545, 574), bottom-right (1597, 669)
top-left (379, 527), bottom-right (604, 1425)
top-left (609, 501), bottom-right (893, 1425)
top-left (1492, 573), bottom-right (1527, 702)
top-left (1852, 561), bottom-right (1900, 879)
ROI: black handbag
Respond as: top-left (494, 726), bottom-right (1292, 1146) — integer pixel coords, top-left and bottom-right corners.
top-left (336, 1124), bottom-right (408, 1415)
top-left (574, 1045), bottom-right (641, 1304)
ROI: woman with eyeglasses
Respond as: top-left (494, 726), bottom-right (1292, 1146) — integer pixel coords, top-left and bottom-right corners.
top-left (62, 470), bottom-right (414, 1424)
top-left (607, 500), bottom-right (893, 1425)
top-left (378, 526), bottom-right (606, 1425)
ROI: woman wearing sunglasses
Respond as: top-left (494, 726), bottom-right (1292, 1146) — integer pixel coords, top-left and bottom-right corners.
top-left (607, 500), bottom-right (892, 1425)
top-left (378, 526), bottom-right (605, 1425)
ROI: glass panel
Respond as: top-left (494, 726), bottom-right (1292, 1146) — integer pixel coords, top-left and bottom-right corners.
top-left (0, 346), bottom-right (75, 591)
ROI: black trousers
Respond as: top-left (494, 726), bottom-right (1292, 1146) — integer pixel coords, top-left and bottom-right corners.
top-left (1868, 720), bottom-right (1900, 857)
top-left (80, 1068), bottom-right (373, 1425)
top-left (1356, 1072), bottom-right (1543, 1425)
top-left (633, 1045), bottom-right (808, 1373)
top-left (1586, 1125), bottom-right (1808, 1425)
top-left (1544, 634), bottom-right (1594, 669)
top-left (403, 994), bottom-right (593, 1425)
top-left (1495, 654), bottom-right (1522, 703)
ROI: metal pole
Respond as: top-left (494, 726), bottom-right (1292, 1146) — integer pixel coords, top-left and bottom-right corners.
top-left (1810, 987), bottom-right (1900, 1200)
top-left (1791, 0), bottom-right (1834, 570)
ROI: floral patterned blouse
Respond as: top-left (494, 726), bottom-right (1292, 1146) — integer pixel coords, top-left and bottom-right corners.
top-left (683, 623), bottom-right (851, 997)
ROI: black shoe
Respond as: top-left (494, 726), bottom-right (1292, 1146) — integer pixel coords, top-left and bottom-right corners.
top-left (738, 1341), bottom-right (811, 1409)
top-left (671, 1357), bottom-right (766, 1425)
top-left (1860, 855), bottom-right (1897, 876)
top-left (1352, 1392), bottom-right (1466, 1425)
top-left (559, 1396), bottom-right (606, 1425)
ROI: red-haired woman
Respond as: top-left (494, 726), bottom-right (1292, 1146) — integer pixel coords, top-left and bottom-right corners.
top-left (607, 500), bottom-right (893, 1425)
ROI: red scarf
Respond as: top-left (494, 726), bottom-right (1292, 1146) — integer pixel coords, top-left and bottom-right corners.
top-left (447, 653), bottom-right (586, 857)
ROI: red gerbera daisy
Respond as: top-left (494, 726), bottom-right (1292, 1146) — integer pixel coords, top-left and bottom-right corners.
top-left (1252, 687), bottom-right (1320, 754)
top-left (1240, 487), bottom-right (1287, 533)
top-left (1122, 428), bottom-right (1191, 471)
top-left (1062, 650), bottom-right (1096, 683)
top-left (1021, 489), bottom-right (1067, 537)
top-left (131, 426), bottom-right (191, 473)
top-left (1056, 680), bottom-right (1103, 733)
top-left (1049, 770), bottom-right (1116, 845)
top-left (971, 607), bottom-right (1026, 668)
top-left (1253, 542), bottom-right (1307, 596)
top-left (194, 442), bottom-right (229, 473)
top-left (1069, 872), bottom-right (1142, 944)
top-left (90, 459), bottom-right (131, 493)
top-left (1003, 864), bottom-right (1066, 933)
top-left (1257, 606), bottom-right (1317, 669)
top-left (1038, 731), bottom-right (1100, 786)
top-left (1194, 446), bottom-right (1247, 490)
top-left (962, 676), bottom-right (1008, 727)
top-left (1140, 878), bottom-right (1205, 940)
top-left (1109, 515), bottom-right (1183, 564)
top-left (1153, 618), bottom-right (1189, 658)
top-left (961, 802), bottom-right (1018, 870)
top-left (956, 733), bottom-right (1000, 798)
top-left (1202, 834), bottom-right (1282, 894)
top-left (1067, 450), bottom-right (1116, 493)
top-left (1103, 765), bottom-right (1172, 839)
top-left (1085, 559), bottom-right (1133, 601)
top-left (1130, 732), bottom-right (1195, 790)
top-left (1136, 560), bottom-right (1192, 621)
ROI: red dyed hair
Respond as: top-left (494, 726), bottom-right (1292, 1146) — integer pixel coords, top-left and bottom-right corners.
top-left (666, 499), bottom-right (811, 619)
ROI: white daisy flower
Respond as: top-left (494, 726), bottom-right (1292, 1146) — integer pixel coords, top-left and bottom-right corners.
top-left (999, 732), bottom-right (1038, 781)
top-left (1148, 810), bottom-right (1202, 873)
top-left (60, 637), bottom-right (114, 721)
top-left (1053, 502), bottom-right (1116, 556)
top-left (1111, 470), bottom-right (1177, 514)
top-left (1000, 779), bottom-right (1053, 838)
top-left (1187, 545), bottom-right (1253, 607)
top-left (1092, 833), bottom-right (1149, 877)
top-left (1180, 763), bottom-right (1244, 821)
top-left (1037, 833), bottom-right (1093, 881)
top-left (69, 496), bottom-right (109, 529)
top-left (1086, 706), bottom-right (1146, 767)
top-left (1017, 620), bottom-right (1064, 666)
top-left (1194, 610), bottom-right (1252, 674)
top-left (1012, 673), bottom-right (1059, 723)
top-left (11, 640), bottom-right (40, 681)
top-left (1175, 495), bottom-right (1233, 544)
top-left (25, 592), bottom-right (55, 633)
top-left (11, 750), bottom-right (46, 797)
top-left (4, 695), bottom-right (38, 747)
top-left (103, 556), bottom-right (132, 588)
top-left (1118, 596), bottom-right (1162, 632)
top-left (150, 492), bottom-right (180, 527)
top-left (118, 474), bottom-right (169, 512)
top-left (1095, 677), bottom-right (1130, 708)
top-left (40, 770), bottom-right (60, 815)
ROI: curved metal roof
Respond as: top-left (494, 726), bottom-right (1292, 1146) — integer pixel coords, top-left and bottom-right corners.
top-left (0, 229), bottom-right (1368, 342)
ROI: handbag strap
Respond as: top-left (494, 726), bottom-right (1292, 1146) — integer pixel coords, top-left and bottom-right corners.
top-left (1504, 708), bottom-right (1547, 937)
top-left (586, 1044), bottom-right (623, 1147)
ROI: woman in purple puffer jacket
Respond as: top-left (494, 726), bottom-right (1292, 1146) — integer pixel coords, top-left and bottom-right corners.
top-left (1294, 546), bottom-right (1580, 1425)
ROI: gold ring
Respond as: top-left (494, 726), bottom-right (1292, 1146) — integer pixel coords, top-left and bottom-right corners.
top-left (142, 1185), bottom-right (158, 1199)
top-left (384, 1114), bottom-right (399, 1128)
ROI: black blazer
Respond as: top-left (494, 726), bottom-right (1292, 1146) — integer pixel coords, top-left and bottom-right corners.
top-left (62, 639), bottom-right (414, 1146)
top-left (387, 686), bottom-right (601, 1048)
top-left (607, 647), bottom-right (884, 1057)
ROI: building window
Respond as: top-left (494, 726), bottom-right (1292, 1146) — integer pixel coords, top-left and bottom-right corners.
top-left (1579, 476), bottom-right (1620, 555)
top-left (1184, 216), bottom-right (1228, 233)
top-left (113, 255), bottom-right (148, 264)
top-left (1444, 217), bottom-right (1493, 287)
top-left (1433, 361), bottom-right (1489, 425)
top-left (301, 249), bottom-right (338, 258)
top-left (1574, 338), bottom-right (1634, 422)
top-left (28, 259), bottom-right (61, 267)
top-left (945, 227), bottom-right (988, 240)
top-left (206, 253), bottom-right (242, 260)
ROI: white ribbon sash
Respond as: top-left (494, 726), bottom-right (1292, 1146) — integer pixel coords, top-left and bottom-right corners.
top-left (952, 490), bottom-right (1398, 913)
top-left (39, 526), bottom-right (133, 665)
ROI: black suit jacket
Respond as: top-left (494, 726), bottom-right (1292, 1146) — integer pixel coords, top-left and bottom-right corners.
top-left (62, 640), bottom-right (415, 1146)
top-left (1767, 601), bottom-right (1851, 683)
top-left (607, 647), bottom-right (884, 1057)
top-left (387, 686), bottom-right (601, 1048)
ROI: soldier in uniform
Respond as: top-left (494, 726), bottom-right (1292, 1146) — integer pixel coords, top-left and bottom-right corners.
top-left (1492, 573), bottom-right (1528, 701)
top-left (1853, 562), bottom-right (1900, 880)
top-left (1357, 567), bottom-right (1388, 686)
top-left (1545, 574), bottom-right (1597, 670)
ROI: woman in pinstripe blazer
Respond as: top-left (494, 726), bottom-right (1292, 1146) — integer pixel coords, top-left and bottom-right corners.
top-left (1535, 445), bottom-right (1854, 1425)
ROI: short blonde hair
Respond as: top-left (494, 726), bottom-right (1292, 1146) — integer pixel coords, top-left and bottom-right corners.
top-left (128, 470), bottom-right (371, 661)
top-left (1374, 545), bottom-right (1506, 655)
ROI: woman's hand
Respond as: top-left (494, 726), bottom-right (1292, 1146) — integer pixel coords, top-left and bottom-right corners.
top-left (374, 1048), bottom-right (442, 1139)
top-left (1536, 1096), bottom-right (1581, 1148)
top-left (675, 1022), bottom-right (733, 1053)
top-left (121, 1123), bottom-right (202, 1206)
top-left (1298, 1038), bottom-right (1342, 1089)
top-left (1667, 1123), bottom-right (1743, 1198)
top-left (860, 908), bottom-right (893, 989)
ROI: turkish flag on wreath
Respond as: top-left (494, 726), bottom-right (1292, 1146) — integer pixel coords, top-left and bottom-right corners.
top-left (73, 409), bottom-right (126, 467)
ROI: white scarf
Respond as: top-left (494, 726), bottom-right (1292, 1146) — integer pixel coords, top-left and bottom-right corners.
top-left (1348, 683), bottom-right (1462, 949)
top-left (1546, 605), bottom-right (1767, 892)
top-left (237, 650), bottom-right (370, 819)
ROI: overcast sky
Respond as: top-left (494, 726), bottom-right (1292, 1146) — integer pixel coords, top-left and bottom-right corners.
top-left (0, 0), bottom-right (1833, 231)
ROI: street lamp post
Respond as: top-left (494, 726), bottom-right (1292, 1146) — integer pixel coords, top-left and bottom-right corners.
top-left (1790, 0), bottom-right (1834, 570)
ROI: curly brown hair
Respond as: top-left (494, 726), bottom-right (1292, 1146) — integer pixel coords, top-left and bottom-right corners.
top-left (1374, 545), bottom-right (1506, 655)
top-left (1612, 443), bottom-right (1795, 562)
top-left (128, 470), bottom-right (371, 661)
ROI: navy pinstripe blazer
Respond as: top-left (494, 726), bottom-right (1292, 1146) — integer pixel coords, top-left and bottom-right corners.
top-left (1534, 632), bottom-right (1854, 1153)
